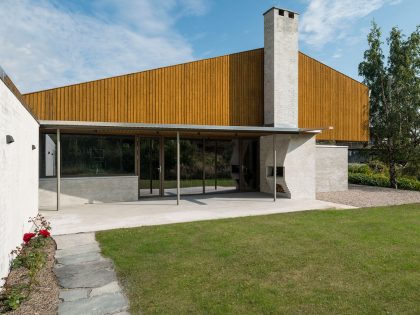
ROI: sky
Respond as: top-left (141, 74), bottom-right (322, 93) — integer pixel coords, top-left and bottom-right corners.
top-left (0, 0), bottom-right (418, 93)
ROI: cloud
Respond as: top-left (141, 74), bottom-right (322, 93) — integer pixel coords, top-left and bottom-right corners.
top-left (0, 0), bottom-right (208, 92)
top-left (300, 0), bottom-right (401, 49)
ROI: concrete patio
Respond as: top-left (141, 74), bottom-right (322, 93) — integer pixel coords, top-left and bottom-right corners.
top-left (42, 192), bottom-right (354, 235)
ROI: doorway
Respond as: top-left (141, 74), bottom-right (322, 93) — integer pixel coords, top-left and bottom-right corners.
top-left (139, 137), bottom-right (161, 197)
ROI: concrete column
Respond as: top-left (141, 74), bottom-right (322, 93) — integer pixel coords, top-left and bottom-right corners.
top-left (273, 134), bottom-right (277, 202)
top-left (56, 129), bottom-right (61, 211)
top-left (263, 7), bottom-right (299, 128)
top-left (176, 132), bottom-right (180, 205)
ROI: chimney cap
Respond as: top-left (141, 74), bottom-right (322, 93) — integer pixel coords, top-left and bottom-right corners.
top-left (262, 7), bottom-right (299, 16)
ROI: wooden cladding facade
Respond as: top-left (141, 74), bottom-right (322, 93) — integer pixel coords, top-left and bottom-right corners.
top-left (23, 49), bottom-right (369, 141)
top-left (298, 53), bottom-right (369, 141)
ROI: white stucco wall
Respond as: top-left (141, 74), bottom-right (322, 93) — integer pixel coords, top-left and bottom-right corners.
top-left (260, 134), bottom-right (316, 199)
top-left (316, 145), bottom-right (348, 192)
top-left (39, 176), bottom-right (138, 209)
top-left (0, 80), bottom-right (39, 286)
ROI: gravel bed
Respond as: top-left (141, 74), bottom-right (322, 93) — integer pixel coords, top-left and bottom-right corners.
top-left (1, 238), bottom-right (60, 315)
top-left (317, 184), bottom-right (420, 208)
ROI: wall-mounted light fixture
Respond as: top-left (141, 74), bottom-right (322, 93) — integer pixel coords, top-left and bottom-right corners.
top-left (6, 135), bottom-right (14, 144)
top-left (32, 145), bottom-right (36, 150)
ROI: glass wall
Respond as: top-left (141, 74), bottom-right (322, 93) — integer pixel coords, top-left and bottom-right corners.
top-left (164, 138), bottom-right (204, 195)
top-left (39, 133), bottom-right (135, 177)
top-left (40, 134), bottom-right (57, 177)
top-left (163, 138), bottom-right (245, 196)
top-left (139, 138), bottom-right (161, 197)
top-left (39, 132), bottom-right (258, 196)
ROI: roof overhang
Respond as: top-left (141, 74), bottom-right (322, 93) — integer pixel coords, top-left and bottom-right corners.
top-left (39, 120), bottom-right (324, 136)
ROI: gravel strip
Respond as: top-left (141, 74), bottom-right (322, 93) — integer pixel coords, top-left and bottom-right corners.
top-left (317, 184), bottom-right (420, 208)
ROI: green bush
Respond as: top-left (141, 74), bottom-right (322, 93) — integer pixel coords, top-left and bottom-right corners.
top-left (401, 162), bottom-right (420, 180)
top-left (349, 173), bottom-right (420, 191)
top-left (349, 173), bottom-right (390, 187)
top-left (398, 177), bottom-right (420, 191)
top-left (368, 160), bottom-right (389, 174)
top-left (348, 163), bottom-right (371, 174)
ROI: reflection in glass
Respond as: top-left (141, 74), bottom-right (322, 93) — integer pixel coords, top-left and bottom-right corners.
top-left (216, 140), bottom-right (239, 191)
top-left (139, 138), bottom-right (160, 197)
top-left (40, 134), bottom-right (57, 177)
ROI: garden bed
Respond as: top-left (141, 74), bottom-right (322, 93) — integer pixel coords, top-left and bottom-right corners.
top-left (0, 216), bottom-right (59, 314)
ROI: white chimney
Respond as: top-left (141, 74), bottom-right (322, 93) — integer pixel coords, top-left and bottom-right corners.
top-left (263, 7), bottom-right (299, 128)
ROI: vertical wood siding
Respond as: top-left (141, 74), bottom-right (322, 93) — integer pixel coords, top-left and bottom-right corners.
top-left (23, 49), bottom-right (369, 141)
top-left (298, 53), bottom-right (369, 141)
top-left (24, 49), bottom-right (264, 127)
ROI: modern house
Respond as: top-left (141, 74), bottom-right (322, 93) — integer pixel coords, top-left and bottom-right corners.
top-left (4, 7), bottom-right (369, 212)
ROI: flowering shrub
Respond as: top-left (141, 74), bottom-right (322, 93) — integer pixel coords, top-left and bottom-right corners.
top-left (1, 214), bottom-right (53, 312)
top-left (38, 230), bottom-right (50, 238)
top-left (23, 233), bottom-right (36, 244)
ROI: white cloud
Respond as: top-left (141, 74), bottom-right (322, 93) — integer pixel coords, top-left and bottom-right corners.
top-left (300, 0), bottom-right (401, 49)
top-left (0, 0), bottom-right (208, 92)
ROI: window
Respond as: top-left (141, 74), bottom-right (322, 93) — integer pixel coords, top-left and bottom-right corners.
top-left (40, 134), bottom-right (135, 177)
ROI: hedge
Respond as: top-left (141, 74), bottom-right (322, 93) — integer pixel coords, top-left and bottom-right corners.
top-left (348, 163), bottom-right (372, 175)
top-left (349, 173), bottom-right (420, 191)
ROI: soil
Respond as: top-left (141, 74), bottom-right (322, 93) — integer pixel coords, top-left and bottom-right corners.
top-left (0, 238), bottom-right (59, 315)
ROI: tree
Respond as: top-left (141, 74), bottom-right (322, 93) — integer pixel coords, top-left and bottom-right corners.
top-left (359, 22), bottom-right (420, 188)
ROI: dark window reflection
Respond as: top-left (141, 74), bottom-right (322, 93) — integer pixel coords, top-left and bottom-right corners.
top-left (40, 134), bottom-right (135, 177)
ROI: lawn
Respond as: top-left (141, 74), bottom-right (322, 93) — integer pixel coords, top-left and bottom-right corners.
top-left (96, 204), bottom-right (420, 315)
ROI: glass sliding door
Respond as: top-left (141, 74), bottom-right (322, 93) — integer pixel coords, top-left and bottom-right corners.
top-left (163, 138), bottom-right (177, 196)
top-left (215, 139), bottom-right (240, 192)
top-left (240, 139), bottom-right (258, 191)
top-left (180, 139), bottom-right (204, 195)
top-left (203, 140), bottom-right (216, 193)
top-left (139, 138), bottom-right (161, 197)
top-left (164, 138), bottom-right (204, 195)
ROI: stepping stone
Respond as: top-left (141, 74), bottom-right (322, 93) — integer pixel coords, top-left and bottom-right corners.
top-left (59, 288), bottom-right (89, 302)
top-left (90, 281), bottom-right (121, 297)
top-left (56, 251), bottom-right (104, 265)
top-left (54, 232), bottom-right (130, 313)
top-left (57, 267), bottom-right (117, 289)
top-left (55, 260), bottom-right (114, 278)
top-left (58, 292), bottom-right (128, 315)
top-left (55, 233), bottom-right (96, 250)
top-left (55, 243), bottom-right (100, 258)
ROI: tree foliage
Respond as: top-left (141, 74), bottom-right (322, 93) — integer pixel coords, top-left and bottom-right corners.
top-left (358, 22), bottom-right (420, 188)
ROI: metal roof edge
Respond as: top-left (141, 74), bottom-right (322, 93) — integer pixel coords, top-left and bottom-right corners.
top-left (39, 120), bottom-right (324, 134)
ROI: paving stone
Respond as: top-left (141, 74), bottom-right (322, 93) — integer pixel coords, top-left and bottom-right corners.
top-left (57, 267), bottom-right (117, 289)
top-left (58, 292), bottom-right (128, 315)
top-left (56, 251), bottom-right (105, 265)
top-left (55, 259), bottom-right (113, 278)
top-left (55, 233), bottom-right (96, 250)
top-left (90, 281), bottom-right (121, 297)
top-left (59, 288), bottom-right (89, 302)
top-left (55, 242), bottom-right (100, 258)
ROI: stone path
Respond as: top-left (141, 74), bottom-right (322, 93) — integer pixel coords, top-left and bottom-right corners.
top-left (54, 233), bottom-right (130, 315)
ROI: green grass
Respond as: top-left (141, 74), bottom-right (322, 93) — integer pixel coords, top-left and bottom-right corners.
top-left (96, 204), bottom-right (420, 315)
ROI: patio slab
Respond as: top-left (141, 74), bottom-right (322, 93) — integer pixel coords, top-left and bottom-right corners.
top-left (42, 192), bottom-right (354, 235)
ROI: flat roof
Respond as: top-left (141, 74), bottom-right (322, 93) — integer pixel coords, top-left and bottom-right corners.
top-left (39, 120), bottom-right (323, 135)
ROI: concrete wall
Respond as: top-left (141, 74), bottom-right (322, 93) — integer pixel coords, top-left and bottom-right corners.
top-left (39, 176), bottom-right (138, 209)
top-left (264, 7), bottom-right (298, 128)
top-left (0, 80), bottom-right (39, 286)
top-left (260, 134), bottom-right (316, 199)
top-left (316, 145), bottom-right (348, 192)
